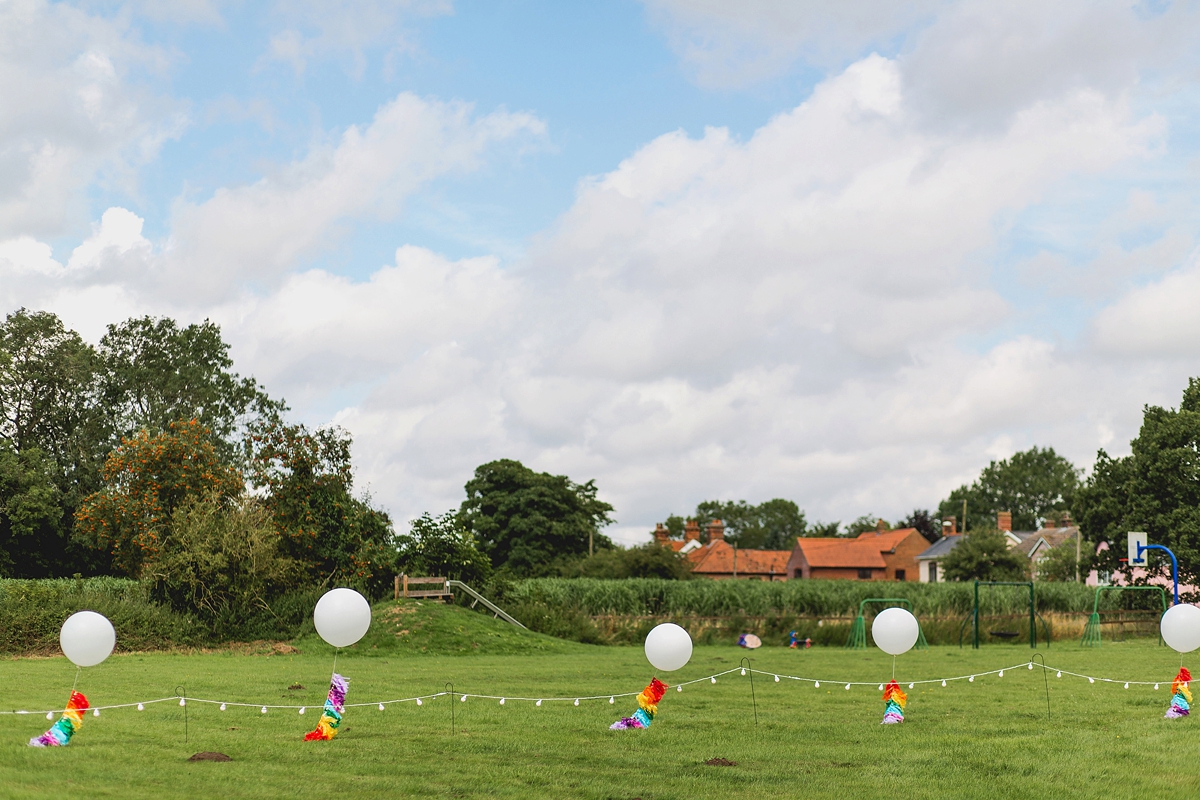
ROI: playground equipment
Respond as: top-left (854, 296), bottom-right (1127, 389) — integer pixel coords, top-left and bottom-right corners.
top-left (1129, 534), bottom-right (1180, 604)
top-left (958, 581), bottom-right (1050, 649)
top-left (1080, 586), bottom-right (1167, 647)
top-left (845, 598), bottom-right (929, 650)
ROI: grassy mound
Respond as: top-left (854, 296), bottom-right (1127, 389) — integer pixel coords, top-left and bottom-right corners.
top-left (293, 599), bottom-right (589, 657)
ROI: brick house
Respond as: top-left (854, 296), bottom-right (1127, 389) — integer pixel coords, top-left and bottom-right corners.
top-left (786, 520), bottom-right (927, 581)
top-left (652, 519), bottom-right (790, 580)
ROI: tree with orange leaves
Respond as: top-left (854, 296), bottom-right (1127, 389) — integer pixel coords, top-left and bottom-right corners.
top-left (74, 420), bottom-right (242, 577)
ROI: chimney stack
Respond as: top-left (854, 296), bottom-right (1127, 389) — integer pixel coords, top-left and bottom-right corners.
top-left (997, 511), bottom-right (1012, 533)
top-left (943, 516), bottom-right (957, 537)
top-left (684, 519), bottom-right (701, 542)
top-left (653, 523), bottom-right (669, 544)
top-left (705, 519), bottom-right (725, 542)
top-left (875, 518), bottom-right (887, 535)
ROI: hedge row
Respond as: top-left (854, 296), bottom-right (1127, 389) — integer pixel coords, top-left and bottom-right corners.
top-left (0, 577), bottom-right (199, 655)
top-left (507, 578), bottom-right (1123, 618)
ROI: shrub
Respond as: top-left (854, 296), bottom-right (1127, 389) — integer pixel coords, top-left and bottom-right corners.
top-left (144, 494), bottom-right (302, 639)
top-left (396, 511), bottom-right (492, 584)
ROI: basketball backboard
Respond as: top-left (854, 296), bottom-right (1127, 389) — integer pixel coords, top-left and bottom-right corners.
top-left (1128, 532), bottom-right (1148, 566)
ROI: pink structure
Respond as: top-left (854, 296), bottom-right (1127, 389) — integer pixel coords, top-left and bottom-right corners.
top-left (1086, 541), bottom-right (1196, 597)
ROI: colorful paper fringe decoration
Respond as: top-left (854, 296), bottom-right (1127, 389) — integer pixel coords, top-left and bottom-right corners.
top-left (881, 680), bottom-right (906, 724)
top-left (29, 691), bottom-right (89, 747)
top-left (1165, 667), bottom-right (1191, 719)
top-left (610, 678), bottom-right (668, 730)
top-left (304, 673), bottom-right (348, 741)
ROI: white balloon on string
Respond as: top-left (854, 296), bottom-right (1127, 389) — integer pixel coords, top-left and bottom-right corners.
top-left (60, 611), bottom-right (116, 667)
top-left (313, 588), bottom-right (372, 648)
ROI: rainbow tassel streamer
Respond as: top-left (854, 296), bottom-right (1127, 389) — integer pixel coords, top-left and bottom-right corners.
top-left (29, 691), bottom-right (89, 747)
top-left (1165, 667), bottom-right (1191, 719)
top-left (610, 678), bottom-right (668, 730)
top-left (304, 674), bottom-right (348, 741)
top-left (881, 680), bottom-right (906, 724)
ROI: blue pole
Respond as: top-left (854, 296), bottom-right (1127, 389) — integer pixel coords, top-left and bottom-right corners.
top-left (1137, 543), bottom-right (1180, 605)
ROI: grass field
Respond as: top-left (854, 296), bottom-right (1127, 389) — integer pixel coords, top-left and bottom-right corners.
top-left (2, 600), bottom-right (1197, 799)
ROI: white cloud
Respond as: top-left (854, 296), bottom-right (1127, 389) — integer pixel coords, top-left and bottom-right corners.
top-left (263, 0), bottom-right (453, 77)
top-left (3, 25), bottom-right (1198, 548)
top-left (1092, 254), bottom-right (1200, 357)
top-left (644, 0), bottom-right (944, 88)
top-left (160, 92), bottom-right (543, 301)
top-left (0, 0), bottom-right (185, 238)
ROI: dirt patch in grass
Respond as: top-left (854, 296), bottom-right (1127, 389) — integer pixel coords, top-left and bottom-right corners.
top-left (704, 758), bottom-right (737, 767)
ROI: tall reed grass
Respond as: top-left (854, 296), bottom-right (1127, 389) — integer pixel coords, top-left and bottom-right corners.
top-left (509, 578), bottom-right (1110, 618)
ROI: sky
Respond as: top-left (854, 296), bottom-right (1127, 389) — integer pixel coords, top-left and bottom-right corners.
top-left (4, 0), bottom-right (1200, 545)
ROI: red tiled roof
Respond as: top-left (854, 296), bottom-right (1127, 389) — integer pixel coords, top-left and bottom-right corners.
top-left (689, 540), bottom-right (790, 575)
top-left (794, 538), bottom-right (887, 568)
top-left (855, 528), bottom-right (921, 553)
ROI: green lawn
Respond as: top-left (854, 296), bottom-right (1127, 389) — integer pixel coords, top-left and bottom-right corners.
top-left (1, 601), bottom-right (1196, 799)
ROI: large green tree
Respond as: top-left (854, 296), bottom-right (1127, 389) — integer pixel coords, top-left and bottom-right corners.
top-left (459, 459), bottom-right (614, 576)
top-left (941, 529), bottom-right (1029, 582)
top-left (0, 442), bottom-right (63, 577)
top-left (395, 510), bottom-right (492, 584)
top-left (248, 421), bottom-right (395, 591)
top-left (693, 498), bottom-right (808, 549)
top-left (938, 446), bottom-right (1081, 532)
top-left (0, 310), bottom-right (107, 574)
top-left (1075, 378), bottom-right (1200, 591)
top-left (98, 316), bottom-right (285, 465)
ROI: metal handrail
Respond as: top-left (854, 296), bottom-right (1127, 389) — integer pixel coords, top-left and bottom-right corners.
top-left (446, 580), bottom-right (527, 629)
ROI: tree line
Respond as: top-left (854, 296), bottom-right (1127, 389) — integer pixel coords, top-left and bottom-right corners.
top-left (5, 306), bottom-right (1200, 610)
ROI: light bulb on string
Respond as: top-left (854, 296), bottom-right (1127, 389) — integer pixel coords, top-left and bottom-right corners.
top-left (941, 680), bottom-right (946, 687)
top-left (676, 685), bottom-right (682, 692)
top-left (999, 671), bottom-right (1004, 678)
top-left (499, 698), bottom-right (505, 706)
top-left (220, 703), bottom-right (226, 711)
top-left (711, 677), bottom-right (717, 684)
top-left (461, 695), bottom-right (467, 702)
top-left (1125, 683), bottom-right (1130, 689)
top-left (774, 675), bottom-right (779, 683)
top-left (46, 711), bottom-right (53, 720)
top-left (969, 676), bottom-right (974, 683)
top-left (814, 681), bottom-right (819, 688)
top-left (298, 707), bottom-right (305, 715)
top-left (741, 669), bottom-right (746, 676)
top-left (909, 684), bottom-right (914, 689)
top-left (1088, 678), bottom-right (1095, 684)
top-left (416, 698), bottom-right (422, 706)
top-left (844, 684), bottom-right (850, 691)
top-left (261, 706), bottom-right (267, 714)
top-left (1155, 684), bottom-right (1160, 690)
top-left (609, 697), bottom-right (614, 704)
top-left (573, 699), bottom-right (580, 706)
top-left (1057, 672), bottom-right (1062, 678)
top-left (379, 704), bottom-right (385, 711)
top-left (179, 698), bottom-right (186, 707)
top-left (137, 703), bottom-right (144, 712)
top-left (536, 700), bottom-right (542, 707)
top-left (878, 684), bottom-right (883, 691)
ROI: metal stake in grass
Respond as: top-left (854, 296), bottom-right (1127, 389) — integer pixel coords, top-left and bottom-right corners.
top-left (1031, 654), bottom-right (1050, 721)
top-left (739, 657), bottom-right (757, 726)
top-left (175, 685), bottom-right (188, 743)
top-left (445, 682), bottom-right (456, 735)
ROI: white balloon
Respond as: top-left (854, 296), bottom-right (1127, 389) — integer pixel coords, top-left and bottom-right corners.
top-left (1160, 603), bottom-right (1200, 653)
top-left (871, 607), bottom-right (920, 656)
top-left (644, 623), bottom-right (692, 672)
top-left (60, 611), bottom-right (115, 667)
top-left (313, 588), bottom-right (372, 648)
